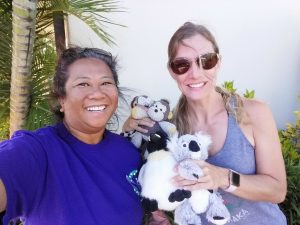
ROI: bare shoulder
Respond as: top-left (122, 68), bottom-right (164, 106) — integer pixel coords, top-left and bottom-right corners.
top-left (242, 98), bottom-right (279, 141)
top-left (242, 98), bottom-right (274, 123)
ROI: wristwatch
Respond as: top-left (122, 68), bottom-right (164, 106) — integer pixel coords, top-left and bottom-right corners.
top-left (224, 169), bottom-right (240, 192)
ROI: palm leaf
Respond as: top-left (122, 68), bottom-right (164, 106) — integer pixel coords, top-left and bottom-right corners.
top-left (24, 37), bottom-right (57, 130)
top-left (35, 0), bottom-right (125, 45)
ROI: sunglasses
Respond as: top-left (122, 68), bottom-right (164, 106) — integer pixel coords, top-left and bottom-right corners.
top-left (169, 52), bottom-right (219, 75)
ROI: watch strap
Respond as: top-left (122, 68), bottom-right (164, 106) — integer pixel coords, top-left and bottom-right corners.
top-left (223, 169), bottom-right (240, 192)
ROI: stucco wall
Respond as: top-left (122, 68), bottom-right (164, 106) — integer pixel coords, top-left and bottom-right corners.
top-left (68, 0), bottom-right (300, 129)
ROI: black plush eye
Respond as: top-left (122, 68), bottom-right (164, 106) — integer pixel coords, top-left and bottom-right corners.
top-left (182, 142), bottom-right (188, 148)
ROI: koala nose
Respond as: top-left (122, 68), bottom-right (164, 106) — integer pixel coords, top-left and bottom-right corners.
top-left (154, 109), bottom-right (158, 112)
top-left (189, 140), bottom-right (200, 152)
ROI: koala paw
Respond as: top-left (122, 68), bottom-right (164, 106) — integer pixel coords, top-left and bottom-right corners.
top-left (178, 160), bottom-right (204, 181)
top-left (168, 189), bottom-right (191, 202)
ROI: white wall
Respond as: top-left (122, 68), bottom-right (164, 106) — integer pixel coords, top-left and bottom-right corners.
top-left (68, 0), bottom-right (300, 130)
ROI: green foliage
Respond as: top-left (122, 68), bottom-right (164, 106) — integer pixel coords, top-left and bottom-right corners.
top-left (222, 80), bottom-right (237, 93)
top-left (243, 89), bottom-right (255, 99)
top-left (222, 81), bottom-right (255, 99)
top-left (0, 118), bottom-right (9, 141)
top-left (0, 1), bottom-right (12, 138)
top-left (279, 98), bottom-right (300, 225)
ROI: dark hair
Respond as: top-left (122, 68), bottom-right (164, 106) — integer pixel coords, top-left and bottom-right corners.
top-left (50, 47), bottom-right (120, 122)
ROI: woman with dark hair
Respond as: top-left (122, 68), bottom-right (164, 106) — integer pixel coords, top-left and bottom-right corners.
top-left (123, 22), bottom-right (287, 225)
top-left (0, 47), bottom-right (143, 225)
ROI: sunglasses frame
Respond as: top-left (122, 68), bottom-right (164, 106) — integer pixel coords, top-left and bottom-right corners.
top-left (169, 52), bottom-right (220, 75)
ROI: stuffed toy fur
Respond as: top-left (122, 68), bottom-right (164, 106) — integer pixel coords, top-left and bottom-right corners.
top-left (129, 95), bottom-right (176, 149)
top-left (138, 131), bottom-right (191, 213)
top-left (167, 132), bottom-right (230, 225)
top-left (138, 131), bottom-right (230, 225)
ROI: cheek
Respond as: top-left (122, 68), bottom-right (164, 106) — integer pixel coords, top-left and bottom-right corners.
top-left (204, 69), bottom-right (218, 83)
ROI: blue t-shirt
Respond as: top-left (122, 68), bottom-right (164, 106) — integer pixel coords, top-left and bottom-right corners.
top-left (0, 123), bottom-right (143, 225)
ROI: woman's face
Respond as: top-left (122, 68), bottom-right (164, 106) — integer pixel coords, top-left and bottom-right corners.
top-left (59, 58), bottom-right (118, 135)
top-left (169, 34), bottom-right (220, 102)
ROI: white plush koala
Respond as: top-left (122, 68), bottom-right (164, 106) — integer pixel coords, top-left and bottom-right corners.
top-left (167, 132), bottom-right (230, 225)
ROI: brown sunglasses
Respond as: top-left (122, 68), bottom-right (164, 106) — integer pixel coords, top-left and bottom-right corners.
top-left (169, 53), bottom-right (219, 75)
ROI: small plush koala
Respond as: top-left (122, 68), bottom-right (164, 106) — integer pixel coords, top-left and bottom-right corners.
top-left (128, 95), bottom-right (176, 149)
top-left (167, 132), bottom-right (230, 225)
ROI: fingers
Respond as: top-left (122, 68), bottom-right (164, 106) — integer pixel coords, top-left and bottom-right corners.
top-left (171, 174), bottom-right (212, 191)
top-left (171, 160), bottom-right (222, 191)
top-left (122, 117), bottom-right (155, 133)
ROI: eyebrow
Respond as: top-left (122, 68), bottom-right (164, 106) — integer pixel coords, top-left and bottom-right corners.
top-left (73, 75), bottom-right (114, 81)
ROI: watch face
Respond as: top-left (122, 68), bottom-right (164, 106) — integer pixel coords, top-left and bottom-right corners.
top-left (231, 171), bottom-right (240, 187)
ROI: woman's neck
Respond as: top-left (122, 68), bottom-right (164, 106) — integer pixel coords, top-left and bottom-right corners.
top-left (188, 91), bottom-right (226, 125)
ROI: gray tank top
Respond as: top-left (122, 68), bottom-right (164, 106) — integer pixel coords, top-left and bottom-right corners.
top-left (202, 113), bottom-right (287, 225)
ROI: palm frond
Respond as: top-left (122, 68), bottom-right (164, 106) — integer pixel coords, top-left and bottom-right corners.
top-left (24, 38), bottom-right (57, 130)
top-left (36, 0), bottom-right (125, 45)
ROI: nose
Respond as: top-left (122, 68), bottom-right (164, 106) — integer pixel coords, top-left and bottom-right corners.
top-left (189, 140), bottom-right (200, 152)
top-left (189, 58), bottom-right (203, 78)
top-left (87, 86), bottom-right (107, 99)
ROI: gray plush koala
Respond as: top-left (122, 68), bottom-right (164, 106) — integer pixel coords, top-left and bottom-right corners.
top-left (167, 131), bottom-right (230, 225)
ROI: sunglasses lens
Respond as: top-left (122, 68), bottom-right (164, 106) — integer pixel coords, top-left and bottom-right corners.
top-left (170, 58), bottom-right (190, 75)
top-left (201, 53), bottom-right (219, 70)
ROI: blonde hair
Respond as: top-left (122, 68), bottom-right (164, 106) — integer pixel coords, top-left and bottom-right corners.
top-left (173, 87), bottom-right (244, 135)
top-left (168, 22), bottom-right (244, 134)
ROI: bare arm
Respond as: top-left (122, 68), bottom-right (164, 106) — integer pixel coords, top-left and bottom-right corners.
top-left (172, 100), bottom-right (287, 203)
top-left (0, 179), bottom-right (7, 212)
top-left (232, 99), bottom-right (287, 203)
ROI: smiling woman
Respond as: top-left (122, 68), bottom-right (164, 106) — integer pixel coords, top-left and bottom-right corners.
top-left (58, 57), bottom-right (118, 144)
top-left (0, 47), bottom-right (143, 225)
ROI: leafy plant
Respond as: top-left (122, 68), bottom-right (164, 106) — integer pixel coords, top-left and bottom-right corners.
top-left (222, 80), bottom-right (255, 99)
top-left (279, 97), bottom-right (300, 225)
top-left (222, 80), bottom-right (237, 93)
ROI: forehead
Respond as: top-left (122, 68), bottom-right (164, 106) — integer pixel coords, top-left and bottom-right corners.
top-left (67, 58), bottom-right (113, 79)
top-left (176, 34), bottom-right (215, 56)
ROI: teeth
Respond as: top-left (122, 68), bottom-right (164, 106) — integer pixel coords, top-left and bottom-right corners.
top-left (86, 105), bottom-right (106, 111)
top-left (189, 82), bottom-right (205, 88)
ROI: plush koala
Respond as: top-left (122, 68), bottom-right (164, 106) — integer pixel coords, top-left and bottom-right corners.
top-left (167, 132), bottom-right (230, 225)
top-left (138, 131), bottom-right (230, 225)
top-left (128, 95), bottom-right (176, 149)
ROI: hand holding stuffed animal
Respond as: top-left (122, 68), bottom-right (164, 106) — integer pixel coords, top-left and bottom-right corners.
top-left (167, 132), bottom-right (230, 225)
top-left (138, 131), bottom-right (230, 225)
top-left (128, 95), bottom-right (176, 149)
